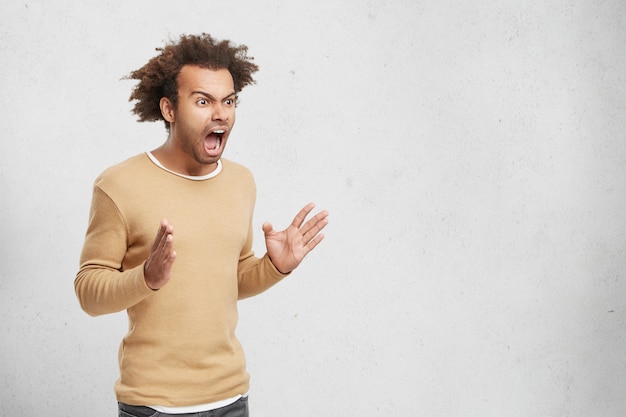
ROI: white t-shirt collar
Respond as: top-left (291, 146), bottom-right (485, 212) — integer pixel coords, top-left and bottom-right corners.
top-left (146, 151), bottom-right (222, 180)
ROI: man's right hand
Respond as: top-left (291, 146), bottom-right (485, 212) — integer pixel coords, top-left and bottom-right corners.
top-left (144, 219), bottom-right (176, 290)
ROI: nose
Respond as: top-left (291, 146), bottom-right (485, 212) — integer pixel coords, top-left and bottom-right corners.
top-left (212, 102), bottom-right (228, 121)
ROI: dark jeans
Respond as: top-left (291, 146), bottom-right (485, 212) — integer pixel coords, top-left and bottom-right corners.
top-left (118, 397), bottom-right (249, 417)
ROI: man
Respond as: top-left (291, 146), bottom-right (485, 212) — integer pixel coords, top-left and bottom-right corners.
top-left (74, 33), bottom-right (328, 417)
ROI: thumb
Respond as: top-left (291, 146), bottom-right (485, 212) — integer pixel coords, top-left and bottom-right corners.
top-left (262, 222), bottom-right (274, 236)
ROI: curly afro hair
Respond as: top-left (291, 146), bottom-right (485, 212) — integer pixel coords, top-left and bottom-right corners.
top-left (125, 33), bottom-right (259, 128)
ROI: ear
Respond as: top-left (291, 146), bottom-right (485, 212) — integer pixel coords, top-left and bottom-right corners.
top-left (160, 97), bottom-right (175, 123)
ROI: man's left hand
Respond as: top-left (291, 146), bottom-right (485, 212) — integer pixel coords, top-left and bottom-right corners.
top-left (262, 203), bottom-right (329, 274)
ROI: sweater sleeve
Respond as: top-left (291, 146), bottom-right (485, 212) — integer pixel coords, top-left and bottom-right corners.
top-left (237, 221), bottom-right (290, 300)
top-left (74, 186), bottom-right (154, 316)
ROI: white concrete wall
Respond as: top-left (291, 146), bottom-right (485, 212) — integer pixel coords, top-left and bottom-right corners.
top-left (1, 1), bottom-right (625, 416)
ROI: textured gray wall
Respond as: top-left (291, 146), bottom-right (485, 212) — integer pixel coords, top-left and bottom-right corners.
top-left (1, 1), bottom-right (625, 416)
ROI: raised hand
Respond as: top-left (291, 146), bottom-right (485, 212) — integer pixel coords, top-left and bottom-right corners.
top-left (144, 219), bottom-right (177, 290)
top-left (262, 203), bottom-right (329, 274)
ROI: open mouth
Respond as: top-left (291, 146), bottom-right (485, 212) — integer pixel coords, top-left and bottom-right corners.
top-left (205, 129), bottom-right (225, 155)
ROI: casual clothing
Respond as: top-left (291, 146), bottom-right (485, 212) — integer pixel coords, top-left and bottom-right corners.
top-left (118, 396), bottom-right (248, 417)
top-left (150, 391), bottom-right (243, 414)
top-left (75, 153), bottom-right (287, 408)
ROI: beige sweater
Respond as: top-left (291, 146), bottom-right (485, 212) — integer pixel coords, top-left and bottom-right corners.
top-left (75, 153), bottom-right (287, 407)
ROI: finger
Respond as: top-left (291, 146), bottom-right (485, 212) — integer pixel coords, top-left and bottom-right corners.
top-left (302, 222), bottom-right (328, 247)
top-left (154, 219), bottom-right (172, 241)
top-left (300, 210), bottom-right (329, 237)
top-left (152, 220), bottom-right (174, 260)
top-left (150, 222), bottom-right (166, 253)
top-left (262, 222), bottom-right (274, 236)
top-left (163, 245), bottom-right (177, 267)
top-left (161, 233), bottom-right (175, 260)
top-left (291, 203), bottom-right (316, 228)
top-left (304, 233), bottom-right (325, 254)
top-left (155, 225), bottom-right (170, 255)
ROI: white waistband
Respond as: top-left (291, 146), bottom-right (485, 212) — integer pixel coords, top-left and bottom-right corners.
top-left (150, 393), bottom-right (247, 413)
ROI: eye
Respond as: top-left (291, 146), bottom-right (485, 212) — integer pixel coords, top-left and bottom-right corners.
top-left (197, 98), bottom-right (208, 105)
top-left (224, 95), bottom-right (239, 107)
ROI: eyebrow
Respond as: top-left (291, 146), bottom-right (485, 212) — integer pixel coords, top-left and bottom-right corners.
top-left (190, 90), bottom-right (237, 101)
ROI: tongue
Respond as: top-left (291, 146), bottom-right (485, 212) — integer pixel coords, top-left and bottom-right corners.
top-left (205, 134), bottom-right (221, 155)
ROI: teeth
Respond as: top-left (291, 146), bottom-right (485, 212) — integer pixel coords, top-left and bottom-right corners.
top-left (213, 130), bottom-right (225, 134)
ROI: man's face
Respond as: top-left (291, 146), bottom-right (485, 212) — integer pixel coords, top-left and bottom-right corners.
top-left (165, 65), bottom-right (237, 176)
